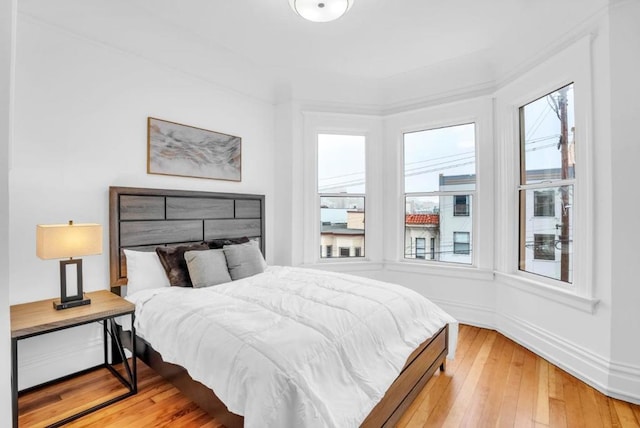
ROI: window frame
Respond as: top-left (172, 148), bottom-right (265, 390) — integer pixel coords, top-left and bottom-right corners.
top-left (402, 122), bottom-right (478, 266)
top-left (317, 132), bottom-right (367, 261)
top-left (302, 114), bottom-right (379, 267)
top-left (518, 83), bottom-right (575, 283)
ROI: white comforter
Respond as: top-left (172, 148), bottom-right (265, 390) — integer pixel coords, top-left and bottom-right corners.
top-left (128, 266), bottom-right (457, 428)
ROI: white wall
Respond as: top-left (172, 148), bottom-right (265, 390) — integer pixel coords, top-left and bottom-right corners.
top-left (608, 0), bottom-right (640, 398)
top-left (11, 13), bottom-right (276, 388)
top-left (1, 0), bottom-right (16, 424)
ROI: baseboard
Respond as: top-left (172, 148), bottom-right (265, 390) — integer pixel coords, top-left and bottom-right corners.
top-left (428, 297), bottom-right (496, 330)
top-left (497, 312), bottom-right (640, 405)
top-left (607, 360), bottom-right (640, 404)
top-left (16, 326), bottom-right (104, 391)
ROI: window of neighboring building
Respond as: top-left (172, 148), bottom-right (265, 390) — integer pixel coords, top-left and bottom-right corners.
top-left (519, 83), bottom-right (574, 283)
top-left (534, 190), bottom-right (555, 217)
top-left (318, 134), bottom-right (366, 259)
top-left (430, 238), bottom-right (436, 260)
top-left (404, 123), bottom-right (476, 264)
top-left (454, 195), bottom-right (470, 216)
top-left (354, 247), bottom-right (362, 257)
top-left (453, 232), bottom-right (470, 255)
top-left (326, 245), bottom-right (333, 258)
top-left (416, 238), bottom-right (426, 259)
top-left (534, 234), bottom-right (556, 260)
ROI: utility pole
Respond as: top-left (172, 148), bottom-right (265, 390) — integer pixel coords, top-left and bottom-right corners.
top-left (557, 87), bottom-right (570, 282)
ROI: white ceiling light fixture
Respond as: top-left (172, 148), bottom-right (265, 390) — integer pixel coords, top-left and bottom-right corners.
top-left (289, 0), bottom-right (354, 23)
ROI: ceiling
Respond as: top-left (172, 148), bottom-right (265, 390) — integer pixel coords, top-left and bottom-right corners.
top-left (18, 0), bottom-right (609, 106)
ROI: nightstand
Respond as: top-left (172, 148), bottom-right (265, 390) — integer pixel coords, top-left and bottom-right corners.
top-left (10, 290), bottom-right (137, 427)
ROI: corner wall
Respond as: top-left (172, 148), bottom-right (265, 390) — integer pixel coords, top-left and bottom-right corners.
top-left (1, 0), bottom-right (16, 424)
top-left (608, 0), bottom-right (640, 399)
top-left (279, 5), bottom-right (639, 404)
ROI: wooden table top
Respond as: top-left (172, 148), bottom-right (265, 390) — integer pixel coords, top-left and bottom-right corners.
top-left (11, 290), bottom-right (134, 339)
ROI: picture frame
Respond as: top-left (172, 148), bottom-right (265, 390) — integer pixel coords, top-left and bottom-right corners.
top-left (147, 117), bottom-right (241, 182)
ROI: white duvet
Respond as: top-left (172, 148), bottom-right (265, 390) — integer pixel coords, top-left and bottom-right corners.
top-left (128, 266), bottom-right (457, 428)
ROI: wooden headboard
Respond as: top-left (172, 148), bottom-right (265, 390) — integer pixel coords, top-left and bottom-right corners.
top-left (109, 186), bottom-right (265, 291)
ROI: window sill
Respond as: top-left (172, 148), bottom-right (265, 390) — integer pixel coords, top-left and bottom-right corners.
top-left (302, 260), bottom-right (384, 273)
top-left (494, 272), bottom-right (599, 314)
top-left (385, 261), bottom-right (495, 281)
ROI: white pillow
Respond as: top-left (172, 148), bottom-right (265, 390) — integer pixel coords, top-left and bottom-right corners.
top-left (185, 249), bottom-right (232, 288)
top-left (223, 241), bottom-right (267, 281)
top-left (123, 249), bottom-right (170, 295)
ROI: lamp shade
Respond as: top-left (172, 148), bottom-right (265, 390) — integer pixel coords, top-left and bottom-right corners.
top-left (36, 222), bottom-right (102, 259)
top-left (289, 0), bottom-right (354, 22)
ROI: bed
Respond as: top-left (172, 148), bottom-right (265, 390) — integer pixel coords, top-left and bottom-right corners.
top-left (109, 186), bottom-right (456, 427)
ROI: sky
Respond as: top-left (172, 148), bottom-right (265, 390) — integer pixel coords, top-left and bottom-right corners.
top-left (316, 83), bottom-right (574, 204)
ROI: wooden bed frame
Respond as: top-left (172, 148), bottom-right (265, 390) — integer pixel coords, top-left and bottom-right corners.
top-left (109, 186), bottom-right (448, 427)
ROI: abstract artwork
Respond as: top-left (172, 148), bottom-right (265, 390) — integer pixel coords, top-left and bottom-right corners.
top-left (147, 117), bottom-right (241, 181)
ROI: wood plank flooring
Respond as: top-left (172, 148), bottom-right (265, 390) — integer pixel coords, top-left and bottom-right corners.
top-left (19, 324), bottom-right (640, 427)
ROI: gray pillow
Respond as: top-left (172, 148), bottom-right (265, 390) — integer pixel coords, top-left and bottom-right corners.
top-left (184, 249), bottom-right (232, 288)
top-left (223, 241), bottom-right (266, 280)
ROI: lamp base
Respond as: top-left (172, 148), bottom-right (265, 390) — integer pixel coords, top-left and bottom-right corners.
top-left (53, 296), bottom-right (91, 310)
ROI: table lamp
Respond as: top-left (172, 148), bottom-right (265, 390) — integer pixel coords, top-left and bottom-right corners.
top-left (36, 221), bottom-right (102, 310)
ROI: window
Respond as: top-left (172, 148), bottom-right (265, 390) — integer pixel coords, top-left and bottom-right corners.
top-left (454, 195), bottom-right (470, 216)
top-left (416, 238), bottom-right (426, 259)
top-left (534, 234), bottom-right (556, 260)
top-left (404, 123), bottom-right (476, 264)
top-left (318, 134), bottom-right (366, 259)
top-left (519, 83), bottom-right (574, 283)
top-left (326, 245), bottom-right (333, 258)
top-left (534, 190), bottom-right (555, 217)
top-left (453, 232), bottom-right (470, 255)
top-left (430, 238), bottom-right (436, 260)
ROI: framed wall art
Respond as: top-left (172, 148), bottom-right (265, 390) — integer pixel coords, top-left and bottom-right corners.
top-left (147, 117), bottom-right (241, 181)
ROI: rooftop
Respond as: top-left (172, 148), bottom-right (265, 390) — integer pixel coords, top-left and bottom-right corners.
top-left (405, 214), bottom-right (440, 225)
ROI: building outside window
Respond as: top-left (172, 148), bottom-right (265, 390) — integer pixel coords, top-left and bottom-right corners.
top-left (404, 123), bottom-right (476, 264)
top-left (518, 83), bottom-right (575, 283)
top-left (318, 134), bottom-right (366, 259)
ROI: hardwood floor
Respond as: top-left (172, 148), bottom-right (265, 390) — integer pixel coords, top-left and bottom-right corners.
top-left (19, 324), bottom-right (640, 427)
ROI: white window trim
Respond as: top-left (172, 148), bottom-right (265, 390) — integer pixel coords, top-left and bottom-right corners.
top-left (301, 111), bottom-right (383, 266)
top-left (494, 36), bottom-right (596, 303)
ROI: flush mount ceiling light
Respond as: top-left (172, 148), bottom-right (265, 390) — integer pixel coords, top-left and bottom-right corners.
top-left (289, 0), bottom-right (354, 22)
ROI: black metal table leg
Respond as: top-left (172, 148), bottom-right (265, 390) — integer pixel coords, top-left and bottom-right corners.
top-left (131, 312), bottom-right (137, 393)
top-left (11, 338), bottom-right (17, 428)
